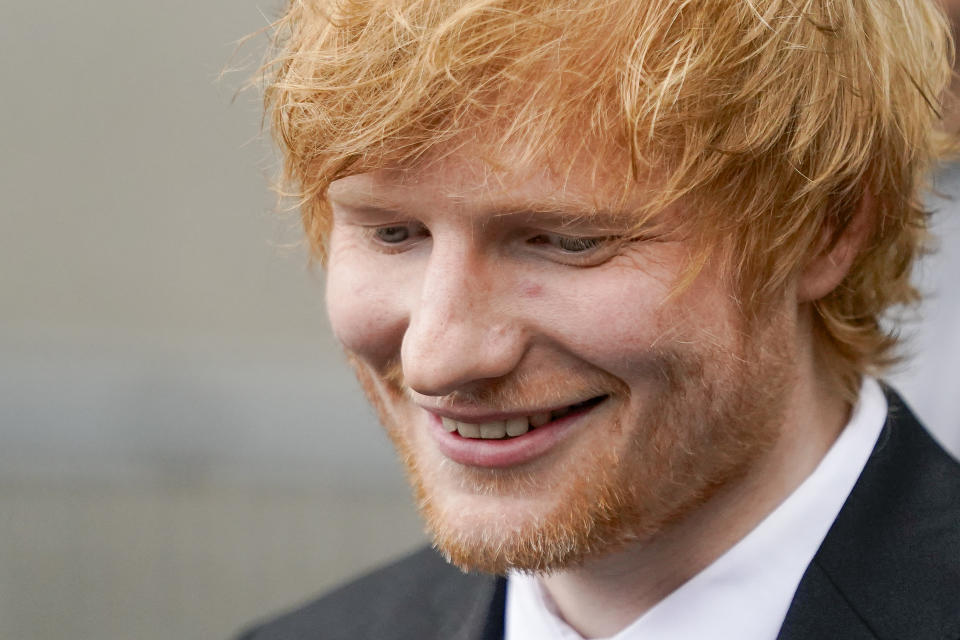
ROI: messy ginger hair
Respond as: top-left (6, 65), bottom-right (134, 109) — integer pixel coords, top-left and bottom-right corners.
top-left (264, 0), bottom-right (953, 397)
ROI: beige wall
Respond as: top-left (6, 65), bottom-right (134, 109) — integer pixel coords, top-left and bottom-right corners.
top-left (0, 2), bottom-right (425, 638)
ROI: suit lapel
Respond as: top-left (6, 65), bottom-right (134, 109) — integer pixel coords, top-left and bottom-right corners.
top-left (777, 389), bottom-right (960, 640)
top-left (432, 572), bottom-right (505, 640)
top-left (465, 577), bottom-right (506, 640)
top-left (776, 561), bottom-right (878, 639)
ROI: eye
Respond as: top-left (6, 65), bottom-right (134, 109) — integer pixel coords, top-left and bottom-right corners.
top-left (367, 222), bottom-right (429, 250)
top-left (553, 236), bottom-right (606, 252)
top-left (374, 226), bottom-right (412, 244)
top-left (530, 233), bottom-right (612, 253)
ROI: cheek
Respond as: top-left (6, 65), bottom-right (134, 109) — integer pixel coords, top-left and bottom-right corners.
top-left (534, 255), bottom-right (722, 386)
top-left (546, 270), bottom-right (673, 358)
top-left (325, 257), bottom-right (409, 366)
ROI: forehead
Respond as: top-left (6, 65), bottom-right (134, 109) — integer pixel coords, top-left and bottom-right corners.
top-left (328, 137), bottom-right (655, 222)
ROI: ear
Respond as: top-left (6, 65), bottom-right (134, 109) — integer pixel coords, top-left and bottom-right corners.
top-left (797, 191), bottom-right (874, 302)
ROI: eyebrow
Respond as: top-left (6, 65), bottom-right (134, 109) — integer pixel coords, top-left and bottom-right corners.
top-left (328, 192), bottom-right (638, 230)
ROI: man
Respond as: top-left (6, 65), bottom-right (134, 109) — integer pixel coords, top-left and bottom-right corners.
top-left (242, 1), bottom-right (960, 638)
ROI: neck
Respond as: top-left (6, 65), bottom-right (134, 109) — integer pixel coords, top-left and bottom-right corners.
top-left (539, 330), bottom-right (852, 638)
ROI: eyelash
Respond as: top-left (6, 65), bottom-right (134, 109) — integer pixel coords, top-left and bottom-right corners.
top-left (528, 233), bottom-right (610, 254)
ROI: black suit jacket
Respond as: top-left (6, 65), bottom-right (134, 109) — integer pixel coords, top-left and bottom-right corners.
top-left (239, 391), bottom-right (960, 639)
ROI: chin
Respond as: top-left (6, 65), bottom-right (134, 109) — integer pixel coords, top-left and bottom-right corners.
top-left (411, 456), bottom-right (651, 574)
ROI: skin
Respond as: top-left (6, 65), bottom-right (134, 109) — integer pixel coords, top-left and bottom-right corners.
top-left (324, 144), bottom-right (861, 638)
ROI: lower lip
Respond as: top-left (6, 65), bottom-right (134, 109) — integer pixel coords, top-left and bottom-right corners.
top-left (427, 402), bottom-right (602, 468)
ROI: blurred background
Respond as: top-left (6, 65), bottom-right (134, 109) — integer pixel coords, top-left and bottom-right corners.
top-left (0, 2), bottom-right (957, 639)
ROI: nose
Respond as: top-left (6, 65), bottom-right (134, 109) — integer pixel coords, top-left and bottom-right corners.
top-left (400, 245), bottom-right (527, 397)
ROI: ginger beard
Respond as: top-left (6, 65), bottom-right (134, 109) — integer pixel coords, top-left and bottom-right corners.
top-left (346, 309), bottom-right (797, 575)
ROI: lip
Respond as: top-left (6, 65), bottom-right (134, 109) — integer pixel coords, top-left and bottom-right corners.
top-left (426, 399), bottom-right (605, 468)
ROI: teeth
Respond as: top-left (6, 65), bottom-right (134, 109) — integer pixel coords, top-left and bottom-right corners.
top-left (505, 417), bottom-right (529, 437)
top-left (445, 401), bottom-right (599, 440)
top-left (529, 412), bottom-right (551, 428)
top-left (479, 421), bottom-right (507, 439)
top-left (448, 416), bottom-right (528, 440)
top-left (456, 422), bottom-right (481, 439)
top-left (443, 397), bottom-right (606, 440)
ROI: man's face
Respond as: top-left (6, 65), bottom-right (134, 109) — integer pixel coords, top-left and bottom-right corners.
top-left (325, 146), bottom-right (798, 573)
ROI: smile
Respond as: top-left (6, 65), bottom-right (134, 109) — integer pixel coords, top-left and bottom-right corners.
top-left (440, 396), bottom-right (608, 439)
top-left (428, 394), bottom-right (608, 468)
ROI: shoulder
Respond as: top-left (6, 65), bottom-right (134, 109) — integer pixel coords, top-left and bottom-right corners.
top-left (237, 546), bottom-right (502, 640)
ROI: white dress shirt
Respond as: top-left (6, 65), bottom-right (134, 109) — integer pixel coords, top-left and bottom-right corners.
top-left (505, 377), bottom-right (888, 640)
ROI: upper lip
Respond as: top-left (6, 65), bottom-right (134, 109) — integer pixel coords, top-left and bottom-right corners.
top-left (417, 397), bottom-right (601, 423)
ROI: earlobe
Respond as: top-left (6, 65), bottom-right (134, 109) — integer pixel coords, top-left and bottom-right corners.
top-left (797, 191), bottom-right (875, 302)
